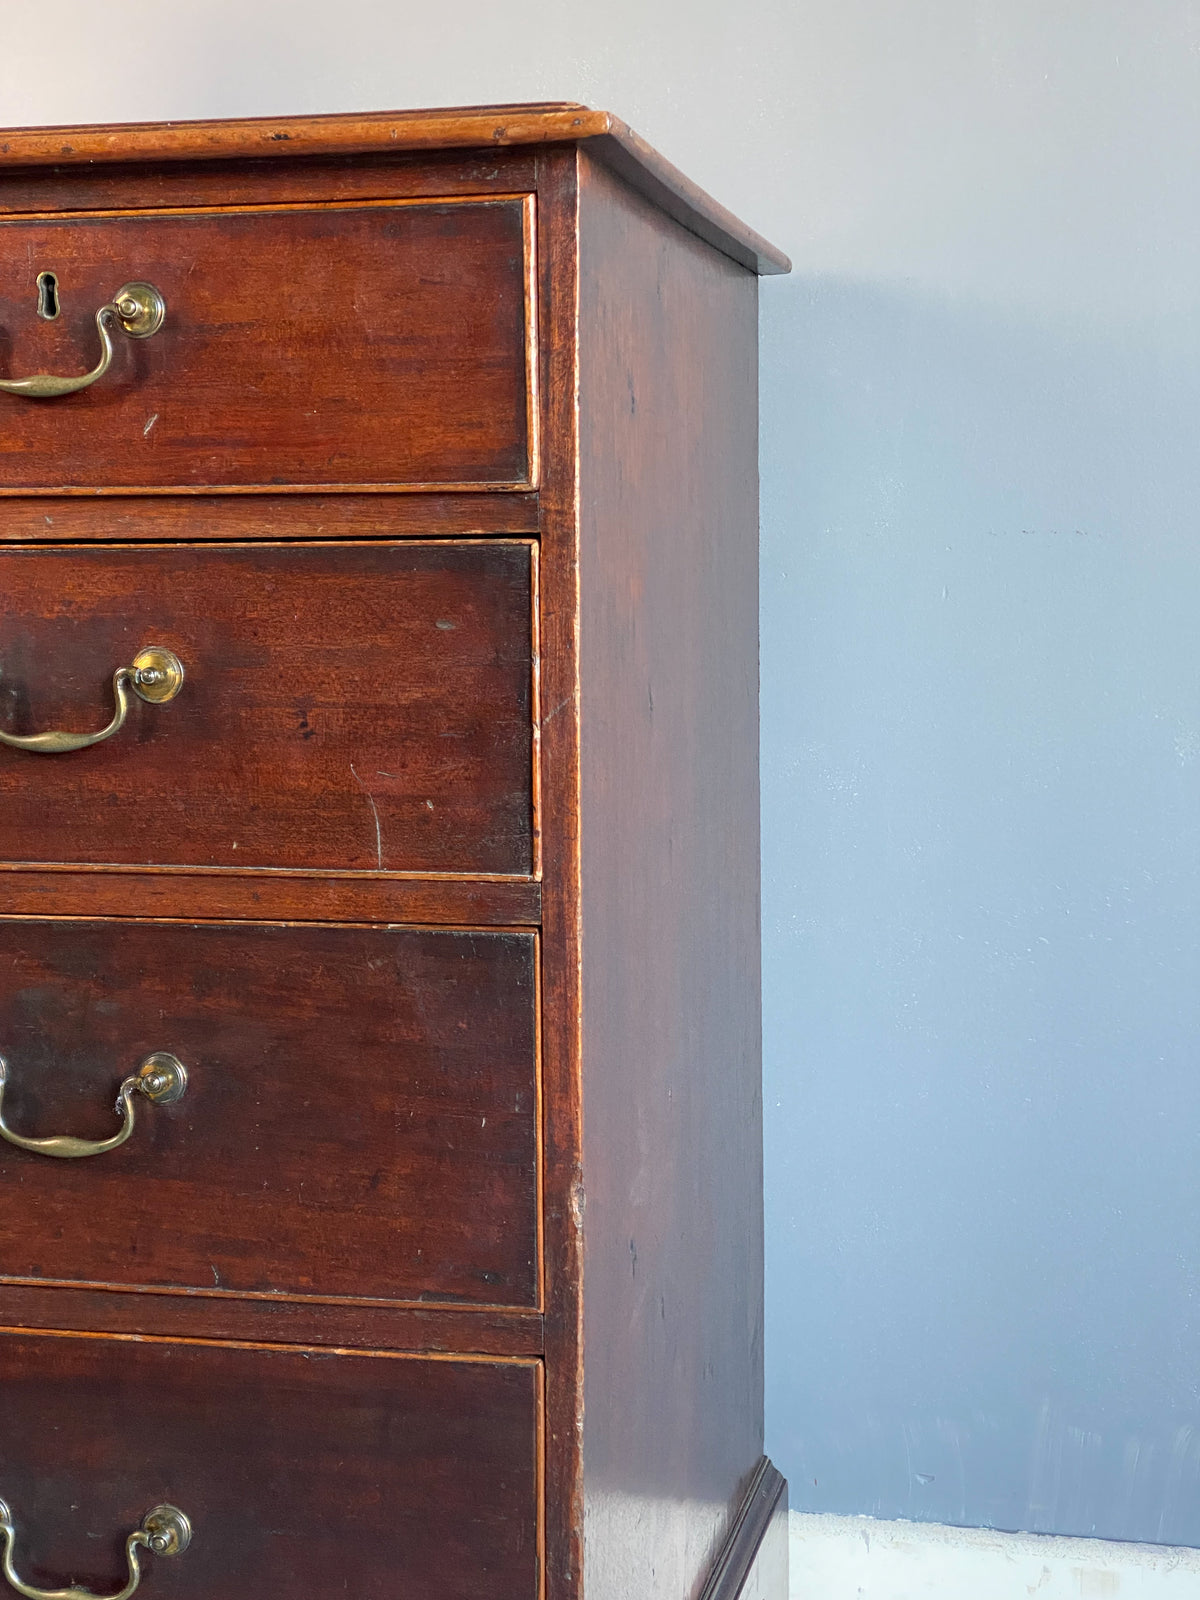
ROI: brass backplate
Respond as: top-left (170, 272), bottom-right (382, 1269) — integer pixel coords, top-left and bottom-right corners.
top-left (141, 1505), bottom-right (192, 1558)
top-left (136, 1053), bottom-right (188, 1106)
top-left (130, 647), bottom-right (184, 705)
top-left (112, 281), bottom-right (166, 339)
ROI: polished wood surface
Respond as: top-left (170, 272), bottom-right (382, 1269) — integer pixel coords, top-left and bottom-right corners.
top-left (0, 105), bottom-right (789, 275)
top-left (0, 1282), bottom-right (543, 1356)
top-left (0, 199), bottom-right (533, 492)
top-left (574, 152), bottom-right (765, 1600)
top-left (0, 542), bottom-right (534, 873)
top-left (0, 920), bottom-right (538, 1306)
top-left (0, 1331), bottom-right (540, 1600)
top-left (0, 869), bottom-right (541, 926)
top-left (0, 108), bottom-right (786, 1600)
top-left (527, 143), bottom-right (595, 1600)
top-left (0, 102), bottom-right (598, 163)
top-left (0, 148), bottom-right (540, 223)
top-left (0, 491), bottom-right (540, 543)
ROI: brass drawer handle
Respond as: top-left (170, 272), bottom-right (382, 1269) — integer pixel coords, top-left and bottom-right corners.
top-left (0, 282), bottom-right (166, 399)
top-left (0, 1498), bottom-right (190, 1600)
top-left (0, 646), bottom-right (184, 754)
top-left (0, 1052), bottom-right (187, 1160)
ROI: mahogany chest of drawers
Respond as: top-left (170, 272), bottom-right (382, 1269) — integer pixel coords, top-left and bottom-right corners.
top-left (0, 103), bottom-right (788, 1600)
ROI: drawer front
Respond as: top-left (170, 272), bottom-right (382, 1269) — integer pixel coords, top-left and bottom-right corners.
top-left (0, 541), bottom-right (534, 874)
top-left (0, 198), bottom-right (535, 491)
top-left (0, 1333), bottom-right (540, 1600)
top-left (0, 920), bottom-right (538, 1307)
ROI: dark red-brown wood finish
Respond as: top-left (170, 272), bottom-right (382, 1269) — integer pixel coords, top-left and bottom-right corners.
top-left (575, 153), bottom-right (766, 1600)
top-left (0, 105), bottom-right (786, 1600)
top-left (0, 919), bottom-right (539, 1307)
top-left (0, 1332), bottom-right (541, 1600)
top-left (0, 542), bottom-right (536, 873)
top-left (0, 198), bottom-right (536, 492)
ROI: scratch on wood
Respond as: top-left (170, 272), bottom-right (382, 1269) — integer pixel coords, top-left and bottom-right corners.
top-left (543, 694), bottom-right (574, 727)
top-left (349, 762), bottom-right (384, 869)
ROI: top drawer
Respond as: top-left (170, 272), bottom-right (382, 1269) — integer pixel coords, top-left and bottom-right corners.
top-left (0, 197), bottom-right (535, 492)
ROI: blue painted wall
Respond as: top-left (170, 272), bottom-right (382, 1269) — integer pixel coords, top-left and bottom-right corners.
top-left (762, 283), bottom-right (1200, 1538)
top-left (9, 0), bottom-right (1200, 1546)
top-left (754, 5), bottom-right (1200, 1537)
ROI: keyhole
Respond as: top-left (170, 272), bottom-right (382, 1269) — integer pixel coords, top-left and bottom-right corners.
top-left (35, 271), bottom-right (59, 321)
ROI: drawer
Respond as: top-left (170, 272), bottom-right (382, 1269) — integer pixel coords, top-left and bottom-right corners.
top-left (0, 197), bottom-right (535, 491)
top-left (0, 541), bottom-right (535, 874)
top-left (0, 919), bottom-right (538, 1307)
top-left (0, 1332), bottom-right (540, 1600)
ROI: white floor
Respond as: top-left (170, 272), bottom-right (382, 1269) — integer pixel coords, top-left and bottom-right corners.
top-left (789, 1511), bottom-right (1200, 1597)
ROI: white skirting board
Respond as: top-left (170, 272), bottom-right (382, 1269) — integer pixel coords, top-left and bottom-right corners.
top-left (789, 1511), bottom-right (1200, 1597)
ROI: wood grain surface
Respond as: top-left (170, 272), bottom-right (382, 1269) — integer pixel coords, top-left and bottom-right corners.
top-left (0, 104), bottom-right (789, 274)
top-left (0, 148), bottom-right (541, 224)
top-left (0, 1331), bottom-right (540, 1600)
top-left (527, 145), bottom-right (589, 1600)
top-left (0, 198), bottom-right (534, 492)
top-left (0, 920), bottom-right (538, 1307)
top-left (0, 869), bottom-right (541, 926)
top-left (575, 152), bottom-right (766, 1600)
top-left (0, 1282), bottom-right (542, 1357)
top-left (0, 114), bottom-right (786, 1600)
top-left (0, 541), bottom-right (535, 874)
top-left (0, 491), bottom-right (540, 543)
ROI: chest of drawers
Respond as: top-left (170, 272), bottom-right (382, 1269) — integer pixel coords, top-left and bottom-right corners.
top-left (0, 103), bottom-right (788, 1600)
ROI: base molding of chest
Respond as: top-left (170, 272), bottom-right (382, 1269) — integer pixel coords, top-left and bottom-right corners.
top-left (699, 1460), bottom-right (788, 1600)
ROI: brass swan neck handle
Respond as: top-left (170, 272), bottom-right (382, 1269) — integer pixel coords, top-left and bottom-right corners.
top-left (0, 1053), bottom-right (187, 1160)
top-left (0, 647), bottom-right (184, 755)
top-left (0, 1499), bottom-right (190, 1600)
top-left (0, 283), bottom-right (166, 399)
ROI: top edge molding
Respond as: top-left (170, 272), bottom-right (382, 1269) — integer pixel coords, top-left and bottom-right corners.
top-left (0, 102), bottom-right (790, 276)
